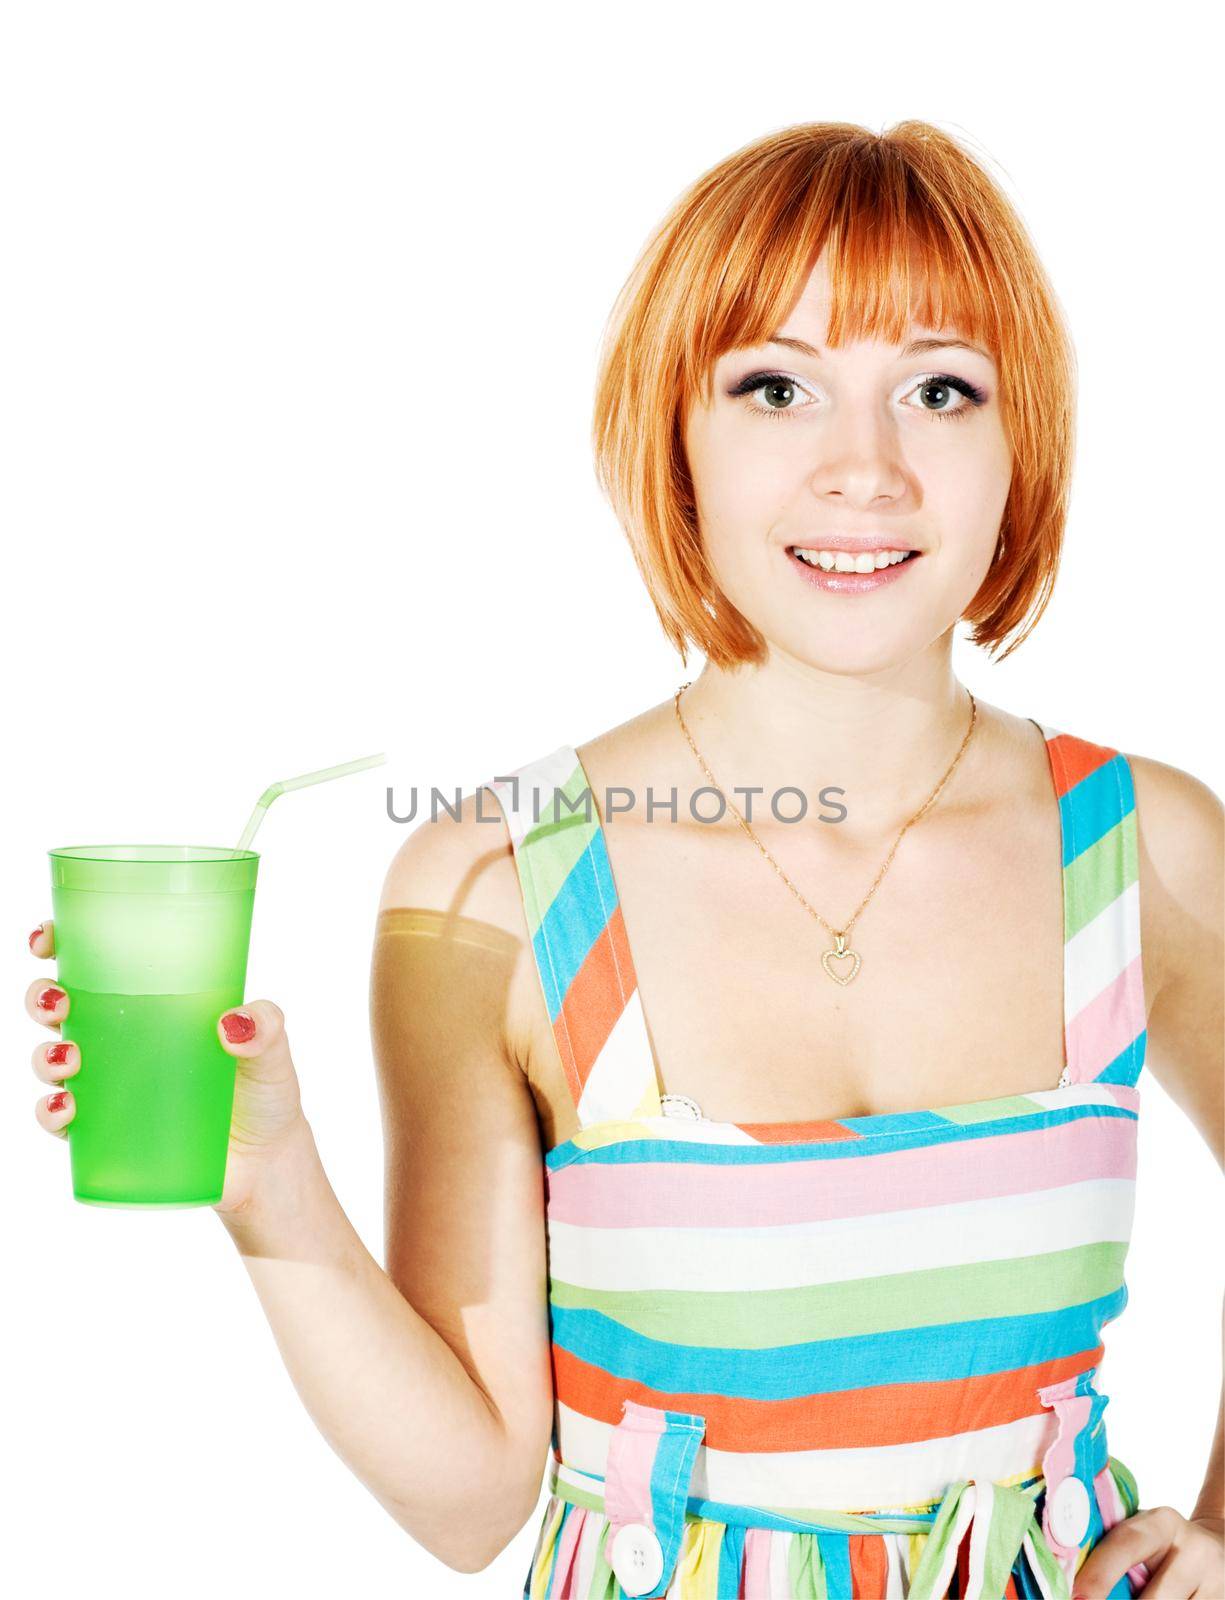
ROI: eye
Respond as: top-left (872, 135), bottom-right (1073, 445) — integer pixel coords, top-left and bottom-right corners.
top-left (901, 373), bottom-right (989, 421)
top-left (726, 371), bottom-right (817, 419)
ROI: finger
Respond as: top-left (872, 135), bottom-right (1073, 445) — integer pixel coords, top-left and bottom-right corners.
top-left (35, 1086), bottom-right (74, 1139)
top-left (1073, 1508), bottom-right (1172, 1598)
top-left (32, 1038), bottom-right (80, 1085)
top-left (1122, 1545), bottom-right (1178, 1596)
top-left (25, 979), bottom-right (68, 1028)
top-left (27, 919), bottom-right (56, 958)
top-left (216, 999), bottom-right (293, 1080)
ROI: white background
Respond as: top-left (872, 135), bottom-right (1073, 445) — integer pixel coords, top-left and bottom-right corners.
top-left (2, 3), bottom-right (1221, 1596)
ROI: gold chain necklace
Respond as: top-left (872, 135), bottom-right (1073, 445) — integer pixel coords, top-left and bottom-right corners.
top-left (672, 682), bottom-right (978, 985)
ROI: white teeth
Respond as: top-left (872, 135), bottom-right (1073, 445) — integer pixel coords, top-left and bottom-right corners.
top-left (792, 548), bottom-right (913, 572)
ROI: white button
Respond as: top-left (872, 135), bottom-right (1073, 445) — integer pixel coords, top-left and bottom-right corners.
top-left (1048, 1474), bottom-right (1091, 1547)
top-left (609, 1520), bottom-right (664, 1596)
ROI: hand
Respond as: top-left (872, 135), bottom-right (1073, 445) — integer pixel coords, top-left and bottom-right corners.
top-left (28, 918), bottom-right (310, 1218)
top-left (210, 996), bottom-right (310, 1217)
top-left (1072, 1506), bottom-right (1224, 1598)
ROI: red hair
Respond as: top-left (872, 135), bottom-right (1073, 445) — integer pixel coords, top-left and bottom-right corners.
top-left (591, 120), bottom-right (1076, 666)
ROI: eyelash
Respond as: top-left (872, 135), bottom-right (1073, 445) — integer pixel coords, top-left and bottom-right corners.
top-left (727, 370), bottom-right (989, 423)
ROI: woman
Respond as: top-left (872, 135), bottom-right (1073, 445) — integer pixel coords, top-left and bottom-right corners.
top-left (28, 121), bottom-right (1223, 1598)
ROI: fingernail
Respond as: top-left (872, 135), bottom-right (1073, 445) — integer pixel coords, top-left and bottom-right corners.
top-left (28, 925), bottom-right (44, 951)
top-left (46, 1090), bottom-right (70, 1114)
top-left (46, 1041), bottom-right (73, 1066)
top-left (36, 986), bottom-right (66, 1010)
top-left (221, 1011), bottom-right (256, 1043)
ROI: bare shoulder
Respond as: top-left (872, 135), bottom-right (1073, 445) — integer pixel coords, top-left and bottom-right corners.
top-left (1121, 749), bottom-right (1223, 1160)
top-left (376, 781), bottom-right (548, 1076)
top-left (1125, 747), bottom-right (1223, 877)
top-left (1124, 748), bottom-right (1223, 830)
top-left (378, 784), bottom-right (521, 929)
top-left (1124, 749), bottom-right (1224, 999)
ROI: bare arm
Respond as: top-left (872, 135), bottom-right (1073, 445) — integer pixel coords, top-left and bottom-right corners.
top-left (1132, 753), bottom-right (1224, 1530)
top-left (217, 792), bottom-right (553, 1572)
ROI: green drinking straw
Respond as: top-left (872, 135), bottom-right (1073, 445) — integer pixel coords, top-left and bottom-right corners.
top-left (234, 752), bottom-right (386, 852)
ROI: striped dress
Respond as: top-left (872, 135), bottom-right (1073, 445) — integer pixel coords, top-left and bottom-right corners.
top-left (483, 723), bottom-right (1148, 1600)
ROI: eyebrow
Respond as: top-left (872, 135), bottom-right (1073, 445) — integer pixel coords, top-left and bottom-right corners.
top-left (768, 334), bottom-right (992, 361)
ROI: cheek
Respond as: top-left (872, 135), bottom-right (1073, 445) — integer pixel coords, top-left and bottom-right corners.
top-left (690, 422), bottom-right (792, 544)
top-left (695, 435), bottom-right (764, 513)
top-left (923, 430), bottom-right (1012, 529)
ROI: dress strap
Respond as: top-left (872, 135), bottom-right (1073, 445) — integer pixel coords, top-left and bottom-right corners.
top-left (1032, 724), bottom-right (1147, 1088)
top-left (483, 744), bottom-right (662, 1129)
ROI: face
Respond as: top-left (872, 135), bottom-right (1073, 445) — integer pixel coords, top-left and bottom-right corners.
top-left (683, 251), bottom-right (1012, 675)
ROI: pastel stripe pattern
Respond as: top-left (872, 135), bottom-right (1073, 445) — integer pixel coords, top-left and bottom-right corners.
top-left (1039, 730), bottom-right (1145, 1087)
top-left (486, 724), bottom-right (1149, 1600)
top-left (486, 746), bottom-right (664, 1129)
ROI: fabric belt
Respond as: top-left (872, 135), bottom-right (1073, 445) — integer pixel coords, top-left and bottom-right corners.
top-left (547, 1387), bottom-right (1150, 1600)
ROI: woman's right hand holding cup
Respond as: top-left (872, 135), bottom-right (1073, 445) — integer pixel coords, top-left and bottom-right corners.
top-left (28, 917), bottom-right (311, 1218)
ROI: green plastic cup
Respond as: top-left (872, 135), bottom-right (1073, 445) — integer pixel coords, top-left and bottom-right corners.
top-left (48, 845), bottom-right (259, 1208)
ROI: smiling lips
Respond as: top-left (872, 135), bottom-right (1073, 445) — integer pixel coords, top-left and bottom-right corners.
top-left (785, 543), bottom-right (922, 592)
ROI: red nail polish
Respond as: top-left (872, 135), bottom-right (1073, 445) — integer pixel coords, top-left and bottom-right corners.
top-left (221, 1011), bottom-right (256, 1043)
top-left (46, 1090), bottom-right (69, 1113)
top-left (46, 1041), bottom-right (73, 1066)
top-left (28, 925), bottom-right (44, 951)
top-left (37, 986), bottom-right (66, 1010)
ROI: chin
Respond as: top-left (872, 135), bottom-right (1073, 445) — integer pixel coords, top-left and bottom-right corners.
top-left (760, 613), bottom-right (940, 677)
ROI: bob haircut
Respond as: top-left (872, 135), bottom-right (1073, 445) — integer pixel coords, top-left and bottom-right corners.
top-left (591, 120), bottom-right (1077, 666)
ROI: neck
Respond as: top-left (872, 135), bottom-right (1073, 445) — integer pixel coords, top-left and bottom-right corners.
top-left (675, 649), bottom-right (977, 835)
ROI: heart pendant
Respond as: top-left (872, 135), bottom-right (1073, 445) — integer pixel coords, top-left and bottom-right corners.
top-left (821, 930), bottom-right (861, 986)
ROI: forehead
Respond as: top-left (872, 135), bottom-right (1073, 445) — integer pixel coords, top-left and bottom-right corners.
top-left (776, 254), bottom-right (982, 352)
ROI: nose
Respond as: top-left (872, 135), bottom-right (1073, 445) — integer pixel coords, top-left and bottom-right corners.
top-left (807, 404), bottom-right (909, 509)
